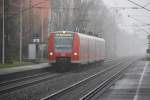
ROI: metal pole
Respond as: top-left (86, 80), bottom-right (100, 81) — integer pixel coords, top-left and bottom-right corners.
top-left (2, 0), bottom-right (5, 64)
top-left (20, 1), bottom-right (23, 64)
top-left (41, 9), bottom-right (44, 60)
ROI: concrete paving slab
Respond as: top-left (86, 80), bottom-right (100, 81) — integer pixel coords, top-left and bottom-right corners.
top-left (97, 61), bottom-right (150, 100)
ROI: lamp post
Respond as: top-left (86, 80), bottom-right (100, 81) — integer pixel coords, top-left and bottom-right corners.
top-left (41, 9), bottom-right (44, 61)
top-left (20, 0), bottom-right (23, 64)
top-left (2, 0), bottom-right (5, 64)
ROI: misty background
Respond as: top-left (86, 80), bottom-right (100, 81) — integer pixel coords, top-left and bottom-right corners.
top-left (0, 0), bottom-right (146, 63)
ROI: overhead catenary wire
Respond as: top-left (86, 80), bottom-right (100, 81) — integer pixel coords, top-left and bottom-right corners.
top-left (128, 15), bottom-right (150, 26)
top-left (128, 15), bottom-right (150, 27)
top-left (127, 0), bottom-right (150, 13)
top-left (128, 15), bottom-right (150, 34)
top-left (144, 1), bottom-right (150, 7)
top-left (135, 24), bottom-right (150, 34)
top-left (110, 7), bottom-right (140, 10)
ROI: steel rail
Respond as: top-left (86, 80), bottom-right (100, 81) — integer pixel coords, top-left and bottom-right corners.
top-left (40, 59), bottom-right (129, 100)
top-left (0, 72), bottom-right (50, 86)
top-left (0, 58), bottom-right (126, 96)
top-left (0, 73), bottom-right (62, 95)
top-left (80, 60), bottom-right (135, 100)
top-left (0, 57), bottom-right (121, 86)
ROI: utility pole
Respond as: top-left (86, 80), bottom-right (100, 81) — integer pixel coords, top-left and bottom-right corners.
top-left (41, 9), bottom-right (44, 61)
top-left (2, 0), bottom-right (5, 64)
top-left (29, 0), bottom-right (33, 39)
top-left (20, 0), bottom-right (23, 64)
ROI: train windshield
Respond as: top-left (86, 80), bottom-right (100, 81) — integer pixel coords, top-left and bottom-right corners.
top-left (54, 33), bottom-right (74, 51)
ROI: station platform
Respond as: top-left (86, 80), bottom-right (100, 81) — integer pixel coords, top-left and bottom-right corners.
top-left (0, 58), bottom-right (116, 76)
top-left (0, 63), bottom-right (49, 76)
top-left (98, 61), bottom-right (150, 100)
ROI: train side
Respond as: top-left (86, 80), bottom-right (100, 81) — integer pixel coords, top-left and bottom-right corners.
top-left (78, 33), bottom-right (105, 64)
top-left (48, 31), bottom-right (105, 65)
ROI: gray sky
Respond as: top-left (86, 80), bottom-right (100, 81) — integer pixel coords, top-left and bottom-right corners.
top-left (103, 0), bottom-right (150, 38)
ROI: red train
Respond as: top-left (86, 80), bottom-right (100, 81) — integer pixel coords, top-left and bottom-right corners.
top-left (48, 31), bottom-right (105, 66)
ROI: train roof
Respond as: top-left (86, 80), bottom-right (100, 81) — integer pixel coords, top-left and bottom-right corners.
top-left (51, 31), bottom-right (74, 34)
top-left (50, 31), bottom-right (105, 41)
top-left (78, 33), bottom-right (105, 42)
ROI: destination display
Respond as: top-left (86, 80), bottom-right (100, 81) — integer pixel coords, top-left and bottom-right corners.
top-left (54, 32), bottom-right (73, 37)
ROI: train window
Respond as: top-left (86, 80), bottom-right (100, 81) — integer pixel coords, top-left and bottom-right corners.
top-left (54, 36), bottom-right (73, 51)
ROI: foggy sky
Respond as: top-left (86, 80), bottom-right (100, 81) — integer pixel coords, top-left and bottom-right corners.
top-left (103, 0), bottom-right (150, 39)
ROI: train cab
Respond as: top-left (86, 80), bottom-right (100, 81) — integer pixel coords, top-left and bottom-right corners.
top-left (48, 31), bottom-right (105, 66)
top-left (48, 31), bottom-right (80, 65)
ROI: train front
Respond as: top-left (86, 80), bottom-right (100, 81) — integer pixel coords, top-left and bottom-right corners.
top-left (48, 31), bottom-right (80, 65)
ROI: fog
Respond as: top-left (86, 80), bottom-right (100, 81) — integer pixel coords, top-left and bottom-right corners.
top-left (48, 0), bottom-right (146, 58)
top-left (0, 0), bottom-right (147, 63)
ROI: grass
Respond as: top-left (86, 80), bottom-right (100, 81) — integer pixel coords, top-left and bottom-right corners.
top-left (143, 55), bottom-right (150, 61)
top-left (0, 59), bottom-right (48, 69)
top-left (0, 61), bottom-right (33, 69)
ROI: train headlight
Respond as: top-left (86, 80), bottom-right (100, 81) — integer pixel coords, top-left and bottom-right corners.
top-left (63, 31), bottom-right (66, 34)
top-left (74, 52), bottom-right (78, 56)
top-left (49, 52), bottom-right (53, 56)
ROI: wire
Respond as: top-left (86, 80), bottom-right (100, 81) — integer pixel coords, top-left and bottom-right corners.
top-left (135, 25), bottom-right (150, 34)
top-left (6, 0), bottom-right (48, 18)
top-left (110, 7), bottom-right (139, 9)
top-left (144, 1), bottom-right (150, 7)
top-left (127, 0), bottom-right (150, 12)
top-left (128, 15), bottom-right (150, 26)
top-left (128, 15), bottom-right (150, 33)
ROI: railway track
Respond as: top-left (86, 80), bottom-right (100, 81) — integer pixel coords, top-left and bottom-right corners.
top-left (80, 60), bottom-right (135, 100)
top-left (0, 72), bottom-right (63, 95)
top-left (0, 72), bottom-right (50, 86)
top-left (40, 58), bottom-right (134, 100)
top-left (0, 58), bottom-right (117, 85)
top-left (0, 58), bottom-right (129, 98)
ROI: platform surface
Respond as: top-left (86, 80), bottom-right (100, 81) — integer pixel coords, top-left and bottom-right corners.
top-left (98, 61), bottom-right (150, 100)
